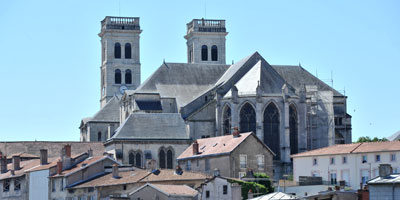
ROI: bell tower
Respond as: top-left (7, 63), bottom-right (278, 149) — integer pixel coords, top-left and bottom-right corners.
top-left (99, 16), bottom-right (142, 108)
top-left (185, 19), bottom-right (228, 64)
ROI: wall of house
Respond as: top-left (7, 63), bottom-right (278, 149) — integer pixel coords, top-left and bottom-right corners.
top-left (28, 169), bottom-right (49, 200)
top-left (200, 177), bottom-right (241, 200)
top-left (66, 159), bottom-right (115, 186)
top-left (0, 176), bottom-right (28, 200)
top-left (230, 135), bottom-right (274, 178)
top-left (369, 184), bottom-right (400, 200)
top-left (293, 151), bottom-right (400, 190)
top-left (179, 155), bottom-right (231, 177)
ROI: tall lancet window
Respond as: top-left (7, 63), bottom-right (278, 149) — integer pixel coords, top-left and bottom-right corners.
top-left (159, 149), bottom-right (166, 169)
top-left (201, 45), bottom-right (208, 61)
top-left (125, 69), bottom-right (132, 84)
top-left (239, 103), bottom-right (256, 133)
top-left (114, 43), bottom-right (121, 59)
top-left (211, 45), bottom-right (218, 61)
top-left (223, 106), bottom-right (232, 135)
top-left (135, 152), bottom-right (142, 168)
top-left (263, 103), bottom-right (280, 160)
top-left (289, 104), bottom-right (299, 155)
top-left (129, 152), bottom-right (135, 165)
top-left (167, 149), bottom-right (173, 169)
top-left (115, 69), bottom-right (122, 84)
top-left (125, 43), bottom-right (131, 59)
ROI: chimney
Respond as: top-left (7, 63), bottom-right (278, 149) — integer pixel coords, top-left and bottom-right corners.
top-left (10, 169), bottom-right (15, 176)
top-left (0, 155), bottom-right (7, 174)
top-left (379, 164), bottom-right (392, 177)
top-left (175, 165), bottom-right (183, 175)
top-left (112, 164), bottom-right (120, 178)
top-left (12, 156), bottom-right (20, 171)
top-left (233, 127), bottom-right (240, 137)
top-left (213, 168), bottom-right (220, 177)
top-left (57, 160), bottom-right (63, 174)
top-left (65, 144), bottom-right (71, 158)
top-left (192, 140), bottom-right (199, 155)
top-left (147, 159), bottom-right (157, 171)
top-left (248, 189), bottom-right (254, 199)
top-left (88, 148), bottom-right (93, 157)
top-left (40, 149), bottom-right (48, 165)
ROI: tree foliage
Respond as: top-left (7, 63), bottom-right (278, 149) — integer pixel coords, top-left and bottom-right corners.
top-left (355, 136), bottom-right (388, 143)
top-left (228, 173), bottom-right (274, 199)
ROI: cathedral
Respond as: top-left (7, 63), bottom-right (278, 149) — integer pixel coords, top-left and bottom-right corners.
top-left (80, 16), bottom-right (352, 179)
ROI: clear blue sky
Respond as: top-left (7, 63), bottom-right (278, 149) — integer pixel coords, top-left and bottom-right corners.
top-left (0, 0), bottom-right (399, 141)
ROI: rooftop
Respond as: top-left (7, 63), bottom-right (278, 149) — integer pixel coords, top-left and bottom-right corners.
top-left (368, 174), bottom-right (400, 184)
top-left (186, 19), bottom-right (226, 34)
top-left (130, 183), bottom-right (199, 197)
top-left (292, 140), bottom-right (400, 158)
top-left (101, 16), bottom-right (140, 31)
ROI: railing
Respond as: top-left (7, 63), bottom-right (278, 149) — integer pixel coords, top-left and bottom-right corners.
top-left (101, 16), bottom-right (140, 31)
top-left (187, 19), bottom-right (226, 34)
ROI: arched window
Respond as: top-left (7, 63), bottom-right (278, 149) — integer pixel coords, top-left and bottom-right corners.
top-left (114, 43), bottom-right (121, 59)
top-left (129, 152), bottom-right (135, 165)
top-left (263, 103), bottom-right (280, 160)
top-left (289, 104), bottom-right (298, 155)
top-left (135, 152), bottom-right (142, 168)
top-left (239, 103), bottom-right (256, 133)
top-left (125, 69), bottom-right (132, 84)
top-left (167, 149), bottom-right (173, 169)
top-left (201, 45), bottom-right (208, 61)
top-left (211, 45), bottom-right (218, 61)
top-left (125, 43), bottom-right (131, 59)
top-left (97, 132), bottom-right (102, 141)
top-left (223, 106), bottom-right (231, 135)
top-left (115, 69), bottom-right (121, 84)
top-left (159, 149), bottom-right (166, 169)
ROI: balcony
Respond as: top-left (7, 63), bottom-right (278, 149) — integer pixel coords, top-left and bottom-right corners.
top-left (101, 16), bottom-right (140, 31)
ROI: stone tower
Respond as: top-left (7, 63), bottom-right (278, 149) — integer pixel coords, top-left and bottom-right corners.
top-left (99, 16), bottom-right (142, 108)
top-left (185, 19), bottom-right (228, 64)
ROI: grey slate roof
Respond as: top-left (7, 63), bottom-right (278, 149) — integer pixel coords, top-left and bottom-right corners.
top-left (133, 62), bottom-right (230, 108)
top-left (272, 65), bottom-right (344, 96)
top-left (111, 113), bottom-right (190, 140)
top-left (368, 174), bottom-right (400, 184)
top-left (89, 96), bottom-right (120, 122)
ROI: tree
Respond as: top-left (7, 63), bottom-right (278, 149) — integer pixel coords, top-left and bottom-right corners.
top-left (355, 136), bottom-right (388, 143)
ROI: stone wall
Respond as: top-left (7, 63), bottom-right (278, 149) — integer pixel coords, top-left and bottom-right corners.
top-left (0, 142), bottom-right (105, 158)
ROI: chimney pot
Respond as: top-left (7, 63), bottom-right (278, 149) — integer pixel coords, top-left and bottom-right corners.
top-left (379, 164), bottom-right (392, 177)
top-left (88, 148), bottom-right (93, 157)
top-left (12, 156), bottom-right (20, 171)
top-left (233, 127), bottom-right (240, 137)
top-left (40, 149), bottom-right (48, 165)
top-left (57, 160), bottom-right (63, 175)
top-left (192, 140), bottom-right (199, 155)
top-left (65, 144), bottom-right (71, 158)
top-left (112, 164), bottom-right (119, 178)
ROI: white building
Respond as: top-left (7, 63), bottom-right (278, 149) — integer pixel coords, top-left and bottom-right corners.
top-left (291, 141), bottom-right (400, 190)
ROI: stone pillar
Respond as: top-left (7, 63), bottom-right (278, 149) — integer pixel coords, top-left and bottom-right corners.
top-left (256, 100), bottom-right (263, 140)
top-left (215, 93), bottom-right (222, 136)
top-left (283, 101), bottom-right (290, 163)
top-left (231, 87), bottom-right (239, 129)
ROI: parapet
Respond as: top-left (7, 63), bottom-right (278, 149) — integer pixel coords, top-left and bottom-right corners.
top-left (186, 19), bottom-right (226, 34)
top-left (101, 16), bottom-right (140, 31)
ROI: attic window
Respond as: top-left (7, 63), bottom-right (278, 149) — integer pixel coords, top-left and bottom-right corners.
top-left (205, 96), bottom-right (208, 101)
top-left (213, 143), bottom-right (218, 147)
top-left (200, 145), bottom-right (206, 150)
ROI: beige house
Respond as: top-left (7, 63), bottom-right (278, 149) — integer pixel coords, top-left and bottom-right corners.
top-left (177, 131), bottom-right (274, 178)
top-left (292, 141), bottom-right (400, 190)
top-left (129, 183), bottom-right (199, 200)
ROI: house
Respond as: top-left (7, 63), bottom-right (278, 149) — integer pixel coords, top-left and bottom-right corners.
top-left (177, 130), bottom-right (274, 178)
top-left (367, 164), bottom-right (400, 200)
top-left (198, 176), bottom-right (242, 200)
top-left (129, 183), bottom-right (199, 200)
top-left (291, 141), bottom-right (400, 190)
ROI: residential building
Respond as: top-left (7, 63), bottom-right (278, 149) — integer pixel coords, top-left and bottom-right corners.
top-left (198, 176), bottom-right (241, 200)
top-left (177, 131), bottom-right (274, 178)
top-left (368, 164), bottom-right (400, 200)
top-left (292, 141), bottom-right (400, 190)
top-left (129, 183), bottom-right (199, 200)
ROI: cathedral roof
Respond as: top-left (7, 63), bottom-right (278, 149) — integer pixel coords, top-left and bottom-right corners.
top-left (88, 96), bottom-right (120, 122)
top-left (109, 113), bottom-right (190, 140)
top-left (271, 65), bottom-right (344, 96)
top-left (133, 62), bottom-right (230, 109)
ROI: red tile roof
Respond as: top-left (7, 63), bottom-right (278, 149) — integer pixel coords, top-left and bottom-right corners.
top-left (178, 132), bottom-right (258, 160)
top-left (73, 169), bottom-right (150, 188)
top-left (0, 159), bottom-right (41, 180)
top-left (151, 184), bottom-right (198, 197)
top-left (51, 156), bottom-right (110, 177)
top-left (291, 141), bottom-right (400, 158)
top-left (139, 169), bottom-right (210, 182)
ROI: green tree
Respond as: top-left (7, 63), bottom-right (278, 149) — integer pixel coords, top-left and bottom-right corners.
top-left (355, 136), bottom-right (388, 143)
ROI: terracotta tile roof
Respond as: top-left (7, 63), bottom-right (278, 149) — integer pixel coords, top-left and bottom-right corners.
top-left (139, 169), bottom-right (210, 182)
top-left (291, 141), bottom-right (400, 158)
top-left (9, 152), bottom-right (40, 158)
top-left (73, 169), bottom-right (150, 188)
top-left (177, 132), bottom-right (253, 160)
top-left (151, 184), bottom-right (198, 196)
top-left (25, 153), bottom-right (86, 172)
top-left (51, 156), bottom-right (110, 177)
top-left (0, 159), bottom-right (40, 180)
